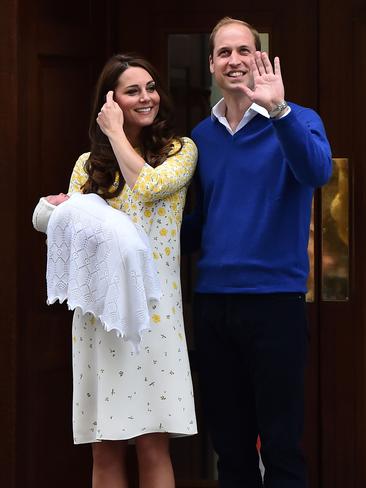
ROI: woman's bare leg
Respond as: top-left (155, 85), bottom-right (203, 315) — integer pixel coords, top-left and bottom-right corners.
top-left (92, 440), bottom-right (128, 488)
top-left (135, 433), bottom-right (175, 488)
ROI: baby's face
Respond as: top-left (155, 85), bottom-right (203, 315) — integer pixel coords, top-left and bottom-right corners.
top-left (46, 193), bottom-right (70, 206)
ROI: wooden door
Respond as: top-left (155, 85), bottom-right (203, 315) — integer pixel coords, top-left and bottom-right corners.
top-left (318, 1), bottom-right (366, 487)
top-left (3, 1), bottom-right (118, 486)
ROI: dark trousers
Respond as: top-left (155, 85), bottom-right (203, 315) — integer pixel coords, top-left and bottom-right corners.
top-left (194, 293), bottom-right (309, 488)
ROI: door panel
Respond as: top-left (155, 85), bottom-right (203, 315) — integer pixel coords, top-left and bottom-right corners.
top-left (0, 1), bottom-right (19, 486)
top-left (16, 1), bottom-right (116, 486)
top-left (319, 1), bottom-right (366, 487)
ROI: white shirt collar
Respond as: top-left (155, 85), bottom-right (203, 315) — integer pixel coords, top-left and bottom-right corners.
top-left (211, 98), bottom-right (269, 135)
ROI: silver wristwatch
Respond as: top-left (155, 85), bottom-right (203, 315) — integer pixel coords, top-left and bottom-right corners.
top-left (269, 100), bottom-right (288, 118)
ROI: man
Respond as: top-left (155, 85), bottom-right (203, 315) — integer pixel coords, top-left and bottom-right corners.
top-left (182, 17), bottom-right (332, 488)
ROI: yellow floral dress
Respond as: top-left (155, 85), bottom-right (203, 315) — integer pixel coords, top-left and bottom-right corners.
top-left (68, 137), bottom-right (198, 444)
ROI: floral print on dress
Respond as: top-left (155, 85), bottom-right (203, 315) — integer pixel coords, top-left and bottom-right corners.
top-left (68, 138), bottom-right (198, 443)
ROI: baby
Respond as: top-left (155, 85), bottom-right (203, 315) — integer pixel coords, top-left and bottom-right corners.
top-left (33, 191), bottom-right (162, 350)
top-left (46, 193), bottom-right (70, 206)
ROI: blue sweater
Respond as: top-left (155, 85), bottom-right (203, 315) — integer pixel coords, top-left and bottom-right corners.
top-left (182, 103), bottom-right (332, 293)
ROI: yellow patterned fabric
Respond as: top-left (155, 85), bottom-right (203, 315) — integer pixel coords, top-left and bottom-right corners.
top-left (68, 137), bottom-right (198, 443)
top-left (69, 137), bottom-right (196, 224)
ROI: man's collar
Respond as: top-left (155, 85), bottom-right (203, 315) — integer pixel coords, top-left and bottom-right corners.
top-left (211, 98), bottom-right (227, 119)
top-left (211, 98), bottom-right (270, 120)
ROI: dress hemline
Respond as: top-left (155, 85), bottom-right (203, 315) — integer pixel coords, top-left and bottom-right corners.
top-left (74, 428), bottom-right (198, 445)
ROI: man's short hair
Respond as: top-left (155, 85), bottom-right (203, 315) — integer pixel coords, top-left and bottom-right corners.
top-left (209, 17), bottom-right (262, 57)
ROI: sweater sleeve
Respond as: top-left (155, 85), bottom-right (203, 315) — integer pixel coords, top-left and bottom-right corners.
top-left (272, 106), bottom-right (332, 187)
top-left (132, 137), bottom-right (197, 202)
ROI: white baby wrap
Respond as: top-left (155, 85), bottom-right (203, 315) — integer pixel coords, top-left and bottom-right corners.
top-left (46, 193), bottom-right (161, 351)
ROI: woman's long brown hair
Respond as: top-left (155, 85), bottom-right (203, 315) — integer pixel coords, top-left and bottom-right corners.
top-left (82, 53), bottom-right (182, 199)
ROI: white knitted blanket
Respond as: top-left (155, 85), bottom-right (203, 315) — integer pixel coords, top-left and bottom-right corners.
top-left (46, 193), bottom-right (161, 351)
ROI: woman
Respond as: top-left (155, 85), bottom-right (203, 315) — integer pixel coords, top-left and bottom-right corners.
top-left (33, 53), bottom-right (197, 487)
